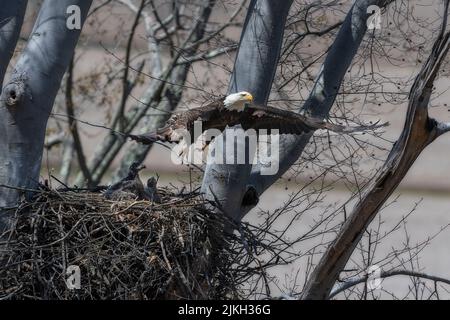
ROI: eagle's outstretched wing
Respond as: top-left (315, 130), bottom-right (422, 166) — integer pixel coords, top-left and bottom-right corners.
top-left (126, 98), bottom-right (227, 144)
top-left (239, 105), bottom-right (386, 134)
top-left (126, 100), bottom-right (387, 145)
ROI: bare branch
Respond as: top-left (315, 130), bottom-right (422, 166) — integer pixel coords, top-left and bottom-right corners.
top-left (65, 58), bottom-right (93, 187)
top-left (301, 2), bottom-right (450, 299)
top-left (201, 0), bottom-right (293, 220)
top-left (330, 269), bottom-right (450, 298)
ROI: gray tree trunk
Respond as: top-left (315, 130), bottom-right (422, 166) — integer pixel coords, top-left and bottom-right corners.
top-left (201, 0), bottom-right (293, 221)
top-left (0, 0), bottom-right (28, 89)
top-left (0, 0), bottom-right (92, 232)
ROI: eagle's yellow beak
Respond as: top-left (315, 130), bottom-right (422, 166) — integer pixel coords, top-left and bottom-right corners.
top-left (245, 93), bottom-right (253, 103)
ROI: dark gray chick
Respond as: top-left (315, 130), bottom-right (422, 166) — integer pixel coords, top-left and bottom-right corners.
top-left (104, 162), bottom-right (146, 200)
top-left (144, 177), bottom-right (161, 203)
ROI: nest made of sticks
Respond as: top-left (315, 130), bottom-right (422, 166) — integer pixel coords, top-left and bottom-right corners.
top-left (0, 186), bottom-right (265, 300)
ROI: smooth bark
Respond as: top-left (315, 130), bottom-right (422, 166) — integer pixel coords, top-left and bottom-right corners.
top-left (0, 0), bottom-right (92, 232)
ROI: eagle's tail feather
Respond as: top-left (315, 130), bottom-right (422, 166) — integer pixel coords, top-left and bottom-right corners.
top-left (127, 132), bottom-right (160, 144)
top-left (126, 126), bottom-right (173, 144)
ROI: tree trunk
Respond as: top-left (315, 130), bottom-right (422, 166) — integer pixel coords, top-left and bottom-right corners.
top-left (0, 0), bottom-right (92, 233)
top-left (201, 0), bottom-right (293, 221)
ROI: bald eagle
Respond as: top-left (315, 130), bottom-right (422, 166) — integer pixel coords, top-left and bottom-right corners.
top-left (126, 91), bottom-right (385, 148)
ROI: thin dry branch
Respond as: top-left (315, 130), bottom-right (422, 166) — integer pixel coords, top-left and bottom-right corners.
top-left (330, 269), bottom-right (450, 298)
top-left (65, 58), bottom-right (93, 187)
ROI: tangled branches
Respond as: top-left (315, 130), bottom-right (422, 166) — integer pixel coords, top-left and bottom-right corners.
top-left (0, 187), bottom-right (271, 300)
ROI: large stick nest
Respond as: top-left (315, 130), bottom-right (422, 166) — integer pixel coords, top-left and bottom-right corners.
top-left (0, 186), bottom-right (267, 300)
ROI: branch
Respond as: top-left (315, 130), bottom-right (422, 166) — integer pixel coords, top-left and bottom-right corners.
top-left (76, 0), bottom-right (217, 185)
top-left (301, 2), bottom-right (450, 299)
top-left (113, 0), bottom-right (218, 181)
top-left (176, 45), bottom-right (238, 65)
top-left (149, 0), bottom-right (175, 53)
top-left (111, 0), bottom-right (146, 132)
top-left (329, 269), bottom-right (450, 298)
top-left (44, 132), bottom-right (65, 150)
top-left (184, 0), bottom-right (248, 50)
top-left (113, 59), bottom-right (192, 180)
top-left (65, 58), bottom-right (93, 187)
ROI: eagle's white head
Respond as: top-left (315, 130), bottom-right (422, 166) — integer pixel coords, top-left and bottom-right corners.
top-left (223, 91), bottom-right (253, 111)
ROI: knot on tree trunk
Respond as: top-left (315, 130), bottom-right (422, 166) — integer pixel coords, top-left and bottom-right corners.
top-left (2, 78), bottom-right (28, 107)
